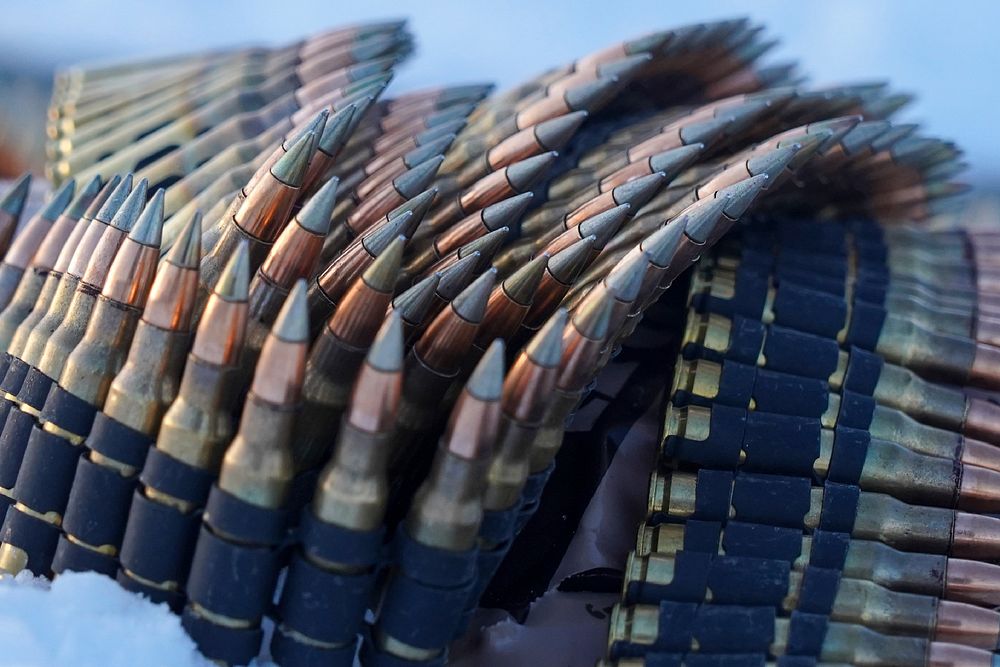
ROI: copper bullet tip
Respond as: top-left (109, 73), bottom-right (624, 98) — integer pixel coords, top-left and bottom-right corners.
top-left (951, 511), bottom-right (1000, 561)
top-left (0, 173), bottom-right (31, 218)
top-left (572, 291), bottom-right (614, 341)
top-left (393, 272), bottom-right (440, 324)
top-left (549, 235), bottom-right (596, 284)
top-left (650, 144), bottom-right (704, 181)
top-left (109, 178), bottom-right (148, 232)
top-left (38, 178), bottom-right (76, 221)
top-left (683, 195), bottom-right (730, 244)
top-left (364, 235), bottom-right (405, 292)
top-left (580, 204), bottom-right (630, 247)
top-left (717, 173), bottom-right (768, 220)
top-left (482, 192), bottom-right (534, 232)
top-left (957, 463), bottom-right (1000, 513)
top-left (453, 268), bottom-right (497, 324)
top-left (526, 309), bottom-right (567, 367)
top-left (616, 172), bottom-right (667, 208)
top-left (97, 174), bottom-right (134, 225)
top-left (297, 177), bottom-right (339, 235)
top-left (272, 130), bottom-right (316, 188)
top-left (945, 558), bottom-right (1000, 607)
top-left (437, 253), bottom-right (480, 300)
top-left (503, 253), bottom-right (549, 305)
top-left (214, 241), bottom-right (250, 300)
top-left (129, 189), bottom-right (164, 247)
top-left (535, 111), bottom-right (588, 150)
top-left (395, 155), bottom-right (445, 199)
top-left (369, 312), bottom-right (404, 373)
top-left (65, 174), bottom-right (103, 220)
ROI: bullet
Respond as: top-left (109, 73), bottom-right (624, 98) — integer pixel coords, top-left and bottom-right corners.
top-left (539, 203), bottom-right (630, 259)
top-left (649, 469), bottom-right (1000, 560)
top-left (53, 212), bottom-right (201, 574)
top-left (483, 310), bottom-right (565, 516)
top-left (608, 602), bottom-right (997, 666)
top-left (637, 522), bottom-right (1000, 608)
top-left (0, 176), bottom-right (100, 353)
top-left (406, 192), bottom-right (532, 279)
top-left (272, 314), bottom-right (404, 664)
top-left (0, 188), bottom-right (162, 576)
top-left (182, 281), bottom-right (308, 665)
top-left (388, 272), bottom-right (441, 344)
top-left (295, 236), bottom-right (404, 471)
top-left (324, 186), bottom-right (435, 261)
top-left (339, 156), bottom-right (441, 243)
top-left (373, 340), bottom-right (504, 663)
top-left (201, 130), bottom-right (316, 285)
top-left (113, 242), bottom-right (249, 605)
top-left (474, 253), bottom-right (549, 351)
top-left (451, 111), bottom-right (587, 187)
top-left (244, 176), bottom-right (338, 372)
top-left (354, 133), bottom-right (456, 201)
top-left (530, 295), bottom-right (613, 476)
top-left (0, 178), bottom-right (76, 312)
top-left (520, 235), bottom-right (597, 333)
top-left (424, 152), bottom-right (557, 235)
top-left (308, 213), bottom-right (414, 333)
top-left (421, 226), bottom-right (508, 279)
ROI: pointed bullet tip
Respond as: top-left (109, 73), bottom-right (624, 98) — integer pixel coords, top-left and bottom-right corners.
top-left (109, 178), bottom-right (148, 232)
top-left (0, 173), bottom-right (32, 217)
top-left (129, 188), bottom-right (165, 246)
top-left (580, 204), bottom-right (629, 246)
top-left (573, 290), bottom-right (614, 341)
top-left (272, 280), bottom-right (310, 342)
top-left (40, 177), bottom-right (76, 220)
top-left (504, 252), bottom-right (549, 304)
top-left (214, 241), bottom-right (250, 301)
top-left (165, 210), bottom-right (202, 268)
top-left (606, 250), bottom-right (648, 302)
top-left (272, 130), bottom-right (316, 188)
top-left (368, 312), bottom-right (404, 372)
top-left (467, 338), bottom-right (505, 401)
top-left (98, 174), bottom-right (135, 224)
top-left (526, 309), bottom-right (567, 367)
top-left (297, 177), bottom-right (339, 235)
top-left (364, 235), bottom-right (405, 290)
top-left (535, 111), bottom-right (588, 150)
top-left (452, 267), bottom-right (496, 323)
top-left (549, 234), bottom-right (596, 284)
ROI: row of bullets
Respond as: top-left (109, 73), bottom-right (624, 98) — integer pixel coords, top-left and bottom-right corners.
top-left (0, 13), bottom-right (974, 667)
top-left (599, 210), bottom-right (1000, 666)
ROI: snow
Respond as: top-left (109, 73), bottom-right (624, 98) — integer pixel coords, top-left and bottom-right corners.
top-left (0, 571), bottom-right (212, 667)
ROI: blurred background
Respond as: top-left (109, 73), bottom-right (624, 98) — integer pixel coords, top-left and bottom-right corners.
top-left (0, 0), bottom-right (997, 190)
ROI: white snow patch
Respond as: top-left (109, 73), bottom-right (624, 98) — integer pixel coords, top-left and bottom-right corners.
top-left (0, 571), bottom-right (211, 667)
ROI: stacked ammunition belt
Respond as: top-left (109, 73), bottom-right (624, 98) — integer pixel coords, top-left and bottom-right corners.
top-left (0, 14), bottom-right (978, 667)
top-left (603, 217), bottom-right (1000, 667)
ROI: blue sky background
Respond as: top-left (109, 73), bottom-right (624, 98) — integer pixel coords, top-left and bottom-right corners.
top-left (2, 0), bottom-right (997, 184)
